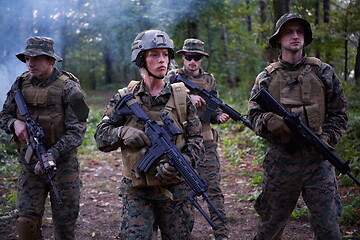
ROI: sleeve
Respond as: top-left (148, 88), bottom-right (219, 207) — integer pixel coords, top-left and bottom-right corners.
top-left (319, 63), bottom-right (348, 147)
top-left (94, 92), bottom-right (127, 152)
top-left (181, 96), bottom-right (205, 166)
top-left (0, 79), bottom-right (22, 134)
top-left (47, 81), bottom-right (89, 160)
top-left (207, 74), bottom-right (224, 124)
top-left (247, 70), bottom-right (275, 142)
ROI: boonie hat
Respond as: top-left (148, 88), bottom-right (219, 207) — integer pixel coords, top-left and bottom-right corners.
top-left (16, 36), bottom-right (63, 63)
top-left (269, 13), bottom-right (313, 48)
top-left (176, 38), bottom-right (209, 57)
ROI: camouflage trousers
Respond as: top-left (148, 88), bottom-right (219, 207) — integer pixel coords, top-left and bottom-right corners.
top-left (253, 145), bottom-right (342, 240)
top-left (118, 178), bottom-right (194, 240)
top-left (197, 140), bottom-right (228, 239)
top-left (16, 155), bottom-right (81, 240)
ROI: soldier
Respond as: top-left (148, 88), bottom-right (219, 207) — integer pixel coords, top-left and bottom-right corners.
top-left (94, 30), bottom-right (204, 239)
top-left (167, 38), bottom-right (229, 240)
top-left (248, 13), bottom-right (348, 240)
top-left (0, 36), bottom-right (89, 240)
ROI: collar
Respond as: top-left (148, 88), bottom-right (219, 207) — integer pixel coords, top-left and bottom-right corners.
top-left (279, 55), bottom-right (307, 71)
top-left (31, 67), bottom-right (60, 87)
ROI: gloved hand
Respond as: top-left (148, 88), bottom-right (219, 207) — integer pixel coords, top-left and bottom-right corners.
top-left (265, 113), bottom-right (292, 143)
top-left (34, 152), bottom-right (56, 175)
top-left (155, 157), bottom-right (178, 181)
top-left (118, 126), bottom-right (151, 148)
top-left (320, 134), bottom-right (334, 151)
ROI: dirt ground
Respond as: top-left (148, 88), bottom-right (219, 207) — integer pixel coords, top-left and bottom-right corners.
top-left (1, 144), bottom-right (359, 239)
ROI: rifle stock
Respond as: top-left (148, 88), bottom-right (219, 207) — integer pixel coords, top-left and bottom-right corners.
top-left (14, 90), bottom-right (63, 204)
top-left (116, 93), bottom-right (227, 229)
top-left (251, 88), bottom-right (360, 186)
top-left (171, 74), bottom-right (253, 130)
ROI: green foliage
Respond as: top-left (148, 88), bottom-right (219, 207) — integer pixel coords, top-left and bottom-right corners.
top-left (78, 106), bottom-right (104, 155)
top-left (0, 130), bottom-right (19, 215)
top-left (290, 205), bottom-right (309, 220)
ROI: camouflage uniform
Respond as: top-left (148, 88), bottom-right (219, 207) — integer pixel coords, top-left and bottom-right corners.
top-left (248, 14), bottom-right (348, 239)
top-left (0, 37), bottom-right (88, 240)
top-left (94, 80), bottom-right (204, 240)
top-left (167, 38), bottom-right (228, 240)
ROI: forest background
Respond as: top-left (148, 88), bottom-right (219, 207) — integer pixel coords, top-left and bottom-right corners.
top-left (0, 0), bottom-right (359, 238)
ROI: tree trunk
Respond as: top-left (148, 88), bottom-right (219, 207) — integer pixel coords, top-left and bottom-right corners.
top-left (344, 5), bottom-right (349, 81)
top-left (355, 35), bottom-right (360, 84)
top-left (273, 0), bottom-right (290, 21)
top-left (104, 47), bottom-right (113, 85)
top-left (323, 0), bottom-right (330, 23)
top-left (221, 24), bottom-right (236, 87)
top-left (323, 0), bottom-right (332, 63)
top-left (246, 0), bottom-right (252, 32)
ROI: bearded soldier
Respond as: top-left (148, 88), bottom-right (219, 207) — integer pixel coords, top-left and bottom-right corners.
top-left (167, 38), bottom-right (229, 240)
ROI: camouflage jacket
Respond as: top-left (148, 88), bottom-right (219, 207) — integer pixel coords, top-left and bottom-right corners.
top-left (0, 68), bottom-right (88, 162)
top-left (248, 56), bottom-right (348, 148)
top-left (94, 79), bottom-right (204, 165)
top-left (167, 67), bottom-right (223, 124)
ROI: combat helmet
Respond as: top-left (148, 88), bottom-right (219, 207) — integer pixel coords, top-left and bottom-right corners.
top-left (131, 30), bottom-right (174, 68)
top-left (269, 13), bottom-right (312, 48)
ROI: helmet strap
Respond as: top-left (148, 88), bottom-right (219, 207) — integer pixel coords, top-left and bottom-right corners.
top-left (144, 65), bottom-right (164, 79)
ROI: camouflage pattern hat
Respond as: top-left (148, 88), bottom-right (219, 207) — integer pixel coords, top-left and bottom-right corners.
top-left (269, 13), bottom-right (313, 48)
top-left (176, 38), bottom-right (209, 57)
top-left (16, 36), bottom-right (63, 63)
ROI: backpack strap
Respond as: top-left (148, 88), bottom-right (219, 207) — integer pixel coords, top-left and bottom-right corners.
top-left (165, 82), bottom-right (187, 124)
top-left (118, 80), bottom-right (139, 97)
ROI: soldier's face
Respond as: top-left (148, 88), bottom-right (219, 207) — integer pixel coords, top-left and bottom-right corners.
top-left (25, 55), bottom-right (55, 80)
top-left (145, 48), bottom-right (169, 78)
top-left (278, 21), bottom-right (305, 52)
top-left (183, 53), bottom-right (203, 73)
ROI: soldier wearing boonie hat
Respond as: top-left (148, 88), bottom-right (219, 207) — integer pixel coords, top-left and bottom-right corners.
top-left (16, 36), bottom-right (63, 63)
top-left (0, 36), bottom-right (89, 240)
top-left (167, 38), bottom-right (229, 240)
top-left (176, 38), bottom-right (209, 57)
top-left (248, 13), bottom-right (347, 240)
top-left (268, 13), bottom-right (313, 49)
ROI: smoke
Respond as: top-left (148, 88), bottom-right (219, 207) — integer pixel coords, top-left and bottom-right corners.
top-left (0, 0), bottom-right (199, 107)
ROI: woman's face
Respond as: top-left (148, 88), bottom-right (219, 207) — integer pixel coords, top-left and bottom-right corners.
top-left (144, 48), bottom-right (169, 78)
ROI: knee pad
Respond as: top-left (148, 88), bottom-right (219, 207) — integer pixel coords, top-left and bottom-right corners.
top-left (15, 215), bottom-right (41, 240)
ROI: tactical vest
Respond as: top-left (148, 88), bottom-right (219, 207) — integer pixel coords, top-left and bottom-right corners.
top-left (118, 80), bottom-right (187, 187)
top-left (266, 57), bottom-right (325, 134)
top-left (178, 68), bottom-right (217, 141)
top-left (17, 71), bottom-right (79, 149)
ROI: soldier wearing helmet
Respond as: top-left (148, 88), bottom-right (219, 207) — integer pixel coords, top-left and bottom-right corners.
top-left (248, 13), bottom-right (348, 239)
top-left (95, 30), bottom-right (204, 239)
top-left (0, 36), bottom-right (89, 240)
top-left (167, 38), bottom-right (229, 240)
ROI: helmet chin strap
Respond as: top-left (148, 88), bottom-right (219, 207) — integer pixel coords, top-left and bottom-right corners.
top-left (144, 65), bottom-right (164, 79)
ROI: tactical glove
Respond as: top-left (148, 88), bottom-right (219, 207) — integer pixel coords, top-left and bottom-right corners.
top-left (34, 152), bottom-right (56, 175)
top-left (118, 126), bottom-right (152, 148)
top-left (155, 157), bottom-right (178, 181)
top-left (320, 134), bottom-right (334, 151)
top-left (265, 113), bottom-right (292, 143)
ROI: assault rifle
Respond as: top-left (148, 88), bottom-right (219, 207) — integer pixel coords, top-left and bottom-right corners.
top-left (116, 93), bottom-right (227, 229)
top-left (14, 90), bottom-right (63, 204)
top-left (251, 88), bottom-right (360, 187)
top-left (171, 74), bottom-right (253, 130)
